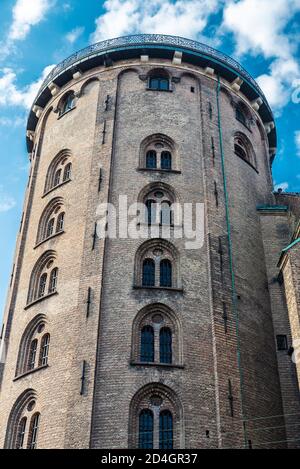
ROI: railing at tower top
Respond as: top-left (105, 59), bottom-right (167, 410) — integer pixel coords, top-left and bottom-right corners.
top-left (36, 34), bottom-right (271, 113)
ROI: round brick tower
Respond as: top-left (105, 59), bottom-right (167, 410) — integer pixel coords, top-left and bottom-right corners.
top-left (0, 34), bottom-right (298, 449)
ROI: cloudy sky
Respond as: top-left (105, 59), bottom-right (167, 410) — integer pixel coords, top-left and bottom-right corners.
top-left (0, 0), bottom-right (300, 317)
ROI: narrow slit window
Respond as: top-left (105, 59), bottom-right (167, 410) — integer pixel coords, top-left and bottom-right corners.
top-left (46, 218), bottom-right (55, 238)
top-left (161, 151), bottom-right (172, 170)
top-left (27, 413), bottom-right (40, 449)
top-left (28, 339), bottom-right (38, 371)
top-left (160, 327), bottom-right (172, 364)
top-left (49, 268), bottom-right (58, 294)
top-left (146, 150), bottom-right (157, 169)
top-left (63, 163), bottom-right (72, 181)
top-left (38, 273), bottom-right (47, 298)
top-left (15, 417), bottom-right (27, 449)
top-left (140, 326), bottom-right (154, 362)
top-left (159, 410), bottom-right (173, 449)
top-left (139, 409), bottom-right (153, 449)
top-left (56, 212), bottom-right (65, 232)
top-left (146, 200), bottom-right (156, 225)
top-left (160, 259), bottom-right (172, 288)
top-left (142, 259), bottom-right (155, 287)
top-left (40, 333), bottom-right (50, 366)
top-left (54, 169), bottom-right (61, 187)
top-left (160, 202), bottom-right (172, 225)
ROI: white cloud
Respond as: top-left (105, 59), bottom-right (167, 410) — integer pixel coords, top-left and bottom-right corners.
top-left (90, 0), bottom-right (224, 43)
top-left (274, 182), bottom-right (289, 192)
top-left (66, 27), bottom-right (84, 44)
top-left (223, 0), bottom-right (299, 59)
top-left (295, 131), bottom-right (300, 157)
top-left (0, 116), bottom-right (25, 127)
top-left (0, 187), bottom-right (16, 213)
top-left (222, 0), bottom-right (300, 110)
top-left (0, 65), bottom-right (55, 110)
top-left (9, 0), bottom-right (55, 41)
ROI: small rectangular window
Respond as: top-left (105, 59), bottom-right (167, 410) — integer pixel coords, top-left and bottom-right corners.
top-left (276, 335), bottom-right (288, 351)
top-left (190, 86), bottom-right (195, 93)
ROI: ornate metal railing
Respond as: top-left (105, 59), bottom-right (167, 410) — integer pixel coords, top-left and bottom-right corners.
top-left (37, 34), bottom-right (270, 110)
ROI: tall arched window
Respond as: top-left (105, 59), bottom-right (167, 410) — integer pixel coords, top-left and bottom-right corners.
top-left (44, 149), bottom-right (72, 194)
top-left (27, 413), bottom-right (40, 449)
top-left (49, 268), bottom-right (58, 294)
top-left (140, 326), bottom-right (154, 362)
top-left (145, 199), bottom-right (156, 225)
top-left (28, 339), bottom-right (38, 370)
top-left (146, 150), bottom-right (157, 169)
top-left (160, 327), bottom-right (172, 364)
top-left (63, 162), bottom-right (72, 181)
top-left (36, 198), bottom-right (65, 244)
top-left (27, 251), bottom-right (58, 304)
top-left (54, 169), bottom-right (61, 187)
top-left (160, 259), bottom-right (172, 287)
top-left (161, 151), bottom-right (172, 170)
top-left (159, 410), bottom-right (173, 449)
top-left (140, 184), bottom-right (176, 227)
top-left (139, 409), bottom-right (153, 449)
top-left (4, 389), bottom-right (41, 449)
top-left (160, 201), bottom-right (172, 225)
top-left (39, 334), bottom-right (50, 367)
top-left (131, 304), bottom-right (182, 367)
top-left (56, 212), bottom-right (65, 232)
top-left (16, 314), bottom-right (50, 376)
top-left (135, 239), bottom-right (179, 289)
top-left (16, 417), bottom-right (27, 449)
top-left (38, 273), bottom-right (47, 298)
top-left (129, 383), bottom-right (183, 449)
top-left (46, 218), bottom-right (55, 238)
top-left (142, 259), bottom-right (155, 287)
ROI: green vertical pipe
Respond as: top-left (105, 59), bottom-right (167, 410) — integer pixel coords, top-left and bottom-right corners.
top-left (216, 76), bottom-right (247, 448)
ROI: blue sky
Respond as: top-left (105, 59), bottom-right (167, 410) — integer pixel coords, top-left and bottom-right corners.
top-left (0, 0), bottom-right (300, 320)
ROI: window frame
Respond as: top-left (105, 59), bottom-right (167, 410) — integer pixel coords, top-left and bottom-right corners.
top-left (140, 325), bottom-right (155, 363)
top-left (148, 76), bottom-right (170, 91)
top-left (27, 413), bottom-right (40, 450)
top-left (138, 409), bottom-right (154, 449)
top-left (142, 259), bottom-right (155, 287)
top-left (276, 335), bottom-right (288, 351)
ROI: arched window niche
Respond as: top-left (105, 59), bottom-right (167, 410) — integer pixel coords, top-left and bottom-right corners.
top-left (4, 389), bottom-right (41, 449)
top-left (128, 383), bottom-right (184, 449)
top-left (131, 303), bottom-right (183, 367)
top-left (137, 182), bottom-right (180, 228)
top-left (15, 314), bottom-right (50, 377)
top-left (44, 149), bottom-right (72, 195)
top-left (139, 134), bottom-right (179, 172)
top-left (134, 239), bottom-right (181, 291)
top-left (26, 251), bottom-right (58, 306)
top-left (36, 197), bottom-right (65, 246)
top-left (234, 132), bottom-right (258, 172)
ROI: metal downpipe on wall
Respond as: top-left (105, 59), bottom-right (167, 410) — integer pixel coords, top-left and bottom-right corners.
top-left (216, 75), bottom-right (247, 448)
